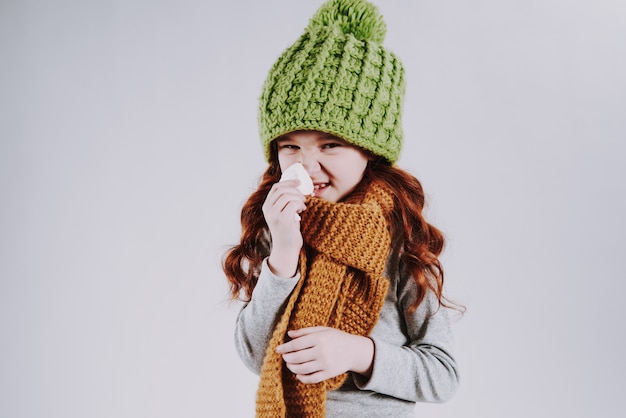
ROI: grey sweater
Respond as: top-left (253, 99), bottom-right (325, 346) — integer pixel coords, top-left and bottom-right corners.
top-left (234, 253), bottom-right (459, 417)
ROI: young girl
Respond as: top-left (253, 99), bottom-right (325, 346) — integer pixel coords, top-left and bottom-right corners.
top-left (223, 1), bottom-right (460, 416)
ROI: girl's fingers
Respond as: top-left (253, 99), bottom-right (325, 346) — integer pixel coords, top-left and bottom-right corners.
top-left (267, 180), bottom-right (301, 201)
top-left (273, 193), bottom-right (306, 215)
top-left (294, 372), bottom-right (326, 385)
top-left (284, 360), bottom-right (320, 376)
top-left (276, 334), bottom-right (315, 355)
top-left (277, 327), bottom-right (328, 354)
top-left (266, 181), bottom-right (305, 206)
top-left (281, 349), bottom-right (314, 367)
top-left (286, 327), bottom-right (325, 338)
top-left (264, 181), bottom-right (307, 223)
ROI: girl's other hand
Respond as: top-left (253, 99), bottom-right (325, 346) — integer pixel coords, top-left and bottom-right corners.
top-left (276, 327), bottom-right (375, 384)
top-left (262, 179), bottom-right (306, 277)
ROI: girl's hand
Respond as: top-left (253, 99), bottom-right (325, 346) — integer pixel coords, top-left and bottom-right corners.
top-left (276, 327), bottom-right (375, 384)
top-left (262, 179), bottom-right (306, 277)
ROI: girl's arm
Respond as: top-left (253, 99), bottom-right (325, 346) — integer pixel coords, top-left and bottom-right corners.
top-left (236, 178), bottom-right (305, 372)
top-left (263, 179), bottom-right (305, 278)
top-left (353, 274), bottom-right (460, 403)
top-left (234, 258), bottom-right (300, 374)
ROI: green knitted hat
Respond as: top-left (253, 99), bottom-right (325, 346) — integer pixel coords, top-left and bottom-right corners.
top-left (258, 0), bottom-right (406, 163)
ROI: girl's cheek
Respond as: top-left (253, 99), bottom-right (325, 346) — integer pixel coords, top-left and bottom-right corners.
top-left (278, 156), bottom-right (296, 171)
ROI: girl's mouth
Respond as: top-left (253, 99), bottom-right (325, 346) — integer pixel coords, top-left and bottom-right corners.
top-left (313, 182), bottom-right (329, 196)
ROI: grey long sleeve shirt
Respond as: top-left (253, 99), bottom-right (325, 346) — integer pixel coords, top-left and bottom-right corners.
top-left (235, 255), bottom-right (459, 417)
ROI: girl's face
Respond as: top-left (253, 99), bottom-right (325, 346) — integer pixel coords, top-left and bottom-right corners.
top-left (276, 130), bottom-right (371, 203)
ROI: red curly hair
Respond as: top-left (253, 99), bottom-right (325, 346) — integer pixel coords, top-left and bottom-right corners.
top-left (223, 146), bottom-right (460, 314)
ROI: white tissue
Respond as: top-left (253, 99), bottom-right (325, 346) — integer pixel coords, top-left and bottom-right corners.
top-left (280, 162), bottom-right (314, 196)
top-left (280, 162), bottom-right (313, 221)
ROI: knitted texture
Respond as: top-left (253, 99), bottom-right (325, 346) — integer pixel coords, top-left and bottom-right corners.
top-left (258, 0), bottom-right (406, 163)
top-left (255, 179), bottom-right (395, 417)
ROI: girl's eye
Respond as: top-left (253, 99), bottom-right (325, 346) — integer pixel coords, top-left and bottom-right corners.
top-left (322, 142), bottom-right (341, 149)
top-left (279, 144), bottom-right (299, 150)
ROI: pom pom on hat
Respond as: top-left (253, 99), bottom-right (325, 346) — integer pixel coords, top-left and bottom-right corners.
top-left (308, 0), bottom-right (387, 43)
top-left (258, 0), bottom-right (406, 164)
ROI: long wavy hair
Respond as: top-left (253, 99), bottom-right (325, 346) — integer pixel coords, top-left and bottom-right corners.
top-left (223, 144), bottom-right (461, 314)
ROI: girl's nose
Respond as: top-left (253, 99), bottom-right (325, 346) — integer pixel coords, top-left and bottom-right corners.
top-left (301, 153), bottom-right (321, 176)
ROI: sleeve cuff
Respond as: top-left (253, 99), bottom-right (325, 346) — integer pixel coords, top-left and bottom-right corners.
top-left (353, 337), bottom-right (392, 393)
top-left (253, 258), bottom-right (301, 299)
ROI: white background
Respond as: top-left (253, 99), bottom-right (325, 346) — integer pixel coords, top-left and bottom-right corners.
top-left (1, 1), bottom-right (625, 417)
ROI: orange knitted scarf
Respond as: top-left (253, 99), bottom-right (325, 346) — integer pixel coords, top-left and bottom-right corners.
top-left (256, 179), bottom-right (394, 417)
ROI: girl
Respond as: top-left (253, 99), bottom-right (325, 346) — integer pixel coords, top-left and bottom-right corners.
top-left (223, 1), bottom-right (461, 416)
